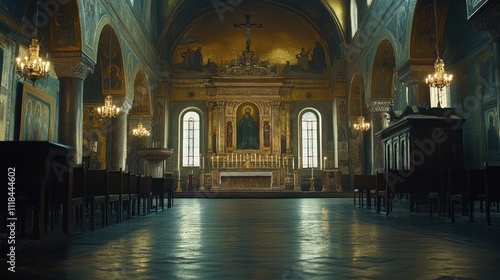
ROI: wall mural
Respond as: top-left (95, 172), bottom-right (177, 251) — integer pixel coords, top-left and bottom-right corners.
top-left (172, 4), bottom-right (328, 75)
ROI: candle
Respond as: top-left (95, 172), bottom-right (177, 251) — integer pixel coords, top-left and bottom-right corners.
top-left (259, 154), bottom-right (261, 166)
top-left (323, 157), bottom-right (327, 169)
top-left (211, 156), bottom-right (214, 167)
top-left (232, 153), bottom-right (234, 166)
top-left (311, 166), bottom-right (314, 178)
top-left (292, 156), bottom-right (295, 170)
top-left (298, 156), bottom-right (301, 169)
top-left (202, 155), bottom-right (205, 170)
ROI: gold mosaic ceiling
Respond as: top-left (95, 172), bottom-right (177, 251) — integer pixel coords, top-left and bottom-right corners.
top-left (171, 2), bottom-right (328, 73)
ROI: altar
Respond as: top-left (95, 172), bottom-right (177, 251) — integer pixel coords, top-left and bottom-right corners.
top-left (219, 171), bottom-right (273, 190)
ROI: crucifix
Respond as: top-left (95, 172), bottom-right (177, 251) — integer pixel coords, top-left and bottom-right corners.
top-left (233, 15), bottom-right (262, 52)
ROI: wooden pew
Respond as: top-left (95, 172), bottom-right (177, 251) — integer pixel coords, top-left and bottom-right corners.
top-left (447, 168), bottom-right (469, 223)
top-left (375, 171), bottom-right (388, 213)
top-left (151, 177), bottom-right (165, 211)
top-left (0, 141), bottom-right (74, 247)
top-left (130, 174), bottom-right (139, 216)
top-left (353, 175), bottom-right (376, 208)
top-left (107, 169), bottom-right (123, 224)
top-left (86, 169), bottom-right (108, 230)
top-left (72, 164), bottom-right (87, 232)
top-left (467, 169), bottom-right (485, 223)
top-left (484, 163), bottom-right (500, 226)
top-left (383, 169), bottom-right (443, 215)
top-left (121, 171), bottom-right (132, 220)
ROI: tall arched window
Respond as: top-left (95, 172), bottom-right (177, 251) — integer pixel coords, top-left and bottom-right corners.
top-left (350, 0), bottom-right (358, 38)
top-left (301, 111), bottom-right (319, 168)
top-left (182, 111), bottom-right (200, 167)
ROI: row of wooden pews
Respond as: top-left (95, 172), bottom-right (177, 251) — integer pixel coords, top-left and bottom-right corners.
top-left (354, 164), bottom-right (500, 226)
top-left (71, 166), bottom-right (175, 232)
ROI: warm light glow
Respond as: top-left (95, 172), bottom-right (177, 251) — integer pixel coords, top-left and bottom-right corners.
top-left (425, 57), bottom-right (452, 107)
top-left (132, 121), bottom-right (151, 137)
top-left (16, 38), bottom-right (50, 85)
top-left (97, 95), bottom-right (120, 118)
top-left (425, 0), bottom-right (453, 108)
top-left (353, 116), bottom-right (370, 131)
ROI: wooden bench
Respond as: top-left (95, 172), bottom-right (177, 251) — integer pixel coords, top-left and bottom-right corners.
top-left (86, 169), bottom-right (108, 230)
top-left (382, 169), bottom-right (443, 215)
top-left (72, 164), bottom-right (86, 232)
top-left (484, 163), bottom-right (500, 226)
top-left (108, 169), bottom-right (123, 224)
top-left (353, 175), bottom-right (376, 208)
top-left (121, 171), bottom-right (133, 220)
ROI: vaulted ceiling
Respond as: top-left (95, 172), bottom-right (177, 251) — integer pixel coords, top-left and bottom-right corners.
top-left (156, 0), bottom-right (347, 72)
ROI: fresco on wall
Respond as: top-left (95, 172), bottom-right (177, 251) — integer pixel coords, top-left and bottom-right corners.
top-left (484, 105), bottom-right (499, 152)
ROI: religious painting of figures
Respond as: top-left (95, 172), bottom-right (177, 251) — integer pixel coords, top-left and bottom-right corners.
top-left (484, 104), bottom-right (499, 152)
top-left (236, 103), bottom-right (259, 150)
top-left (19, 83), bottom-right (55, 141)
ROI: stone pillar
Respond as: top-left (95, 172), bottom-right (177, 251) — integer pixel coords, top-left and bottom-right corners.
top-left (367, 99), bottom-right (392, 173)
top-left (53, 55), bottom-right (94, 164)
top-left (108, 96), bottom-right (132, 171)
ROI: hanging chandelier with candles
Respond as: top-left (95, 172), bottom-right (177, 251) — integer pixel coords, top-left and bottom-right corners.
top-left (425, 0), bottom-right (452, 107)
top-left (353, 116), bottom-right (370, 131)
top-left (97, 95), bottom-right (120, 118)
top-left (97, 29), bottom-right (120, 119)
top-left (15, 1), bottom-right (50, 85)
top-left (132, 119), bottom-right (151, 137)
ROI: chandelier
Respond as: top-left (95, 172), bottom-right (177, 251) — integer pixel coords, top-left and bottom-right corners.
top-left (132, 119), bottom-right (150, 137)
top-left (15, 1), bottom-right (50, 85)
top-left (97, 95), bottom-right (120, 118)
top-left (425, 0), bottom-right (452, 107)
top-left (97, 30), bottom-right (120, 118)
top-left (353, 116), bottom-right (370, 131)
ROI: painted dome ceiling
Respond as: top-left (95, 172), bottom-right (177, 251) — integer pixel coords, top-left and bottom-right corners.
top-left (157, 0), bottom-right (345, 76)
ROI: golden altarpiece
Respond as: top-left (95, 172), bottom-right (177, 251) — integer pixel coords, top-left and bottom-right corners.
top-left (201, 51), bottom-right (297, 191)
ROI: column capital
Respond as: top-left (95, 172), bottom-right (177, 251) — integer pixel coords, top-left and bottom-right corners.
top-left (366, 99), bottom-right (392, 113)
top-left (109, 94), bottom-right (133, 115)
top-left (52, 52), bottom-right (95, 80)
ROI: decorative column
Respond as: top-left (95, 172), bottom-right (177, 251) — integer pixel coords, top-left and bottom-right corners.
top-left (207, 101), bottom-right (216, 154)
top-left (108, 95), bottom-right (132, 171)
top-left (271, 101), bottom-right (281, 153)
top-left (216, 101), bottom-right (226, 154)
top-left (53, 55), bottom-right (94, 164)
top-left (367, 99), bottom-right (392, 173)
top-left (284, 102), bottom-right (291, 153)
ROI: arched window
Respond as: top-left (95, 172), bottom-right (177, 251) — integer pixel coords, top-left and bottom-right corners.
top-left (301, 111), bottom-right (319, 168)
top-left (182, 111), bottom-right (200, 167)
top-left (351, 0), bottom-right (358, 38)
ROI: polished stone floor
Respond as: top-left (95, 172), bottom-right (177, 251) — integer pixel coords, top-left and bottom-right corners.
top-left (2, 198), bottom-right (500, 279)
